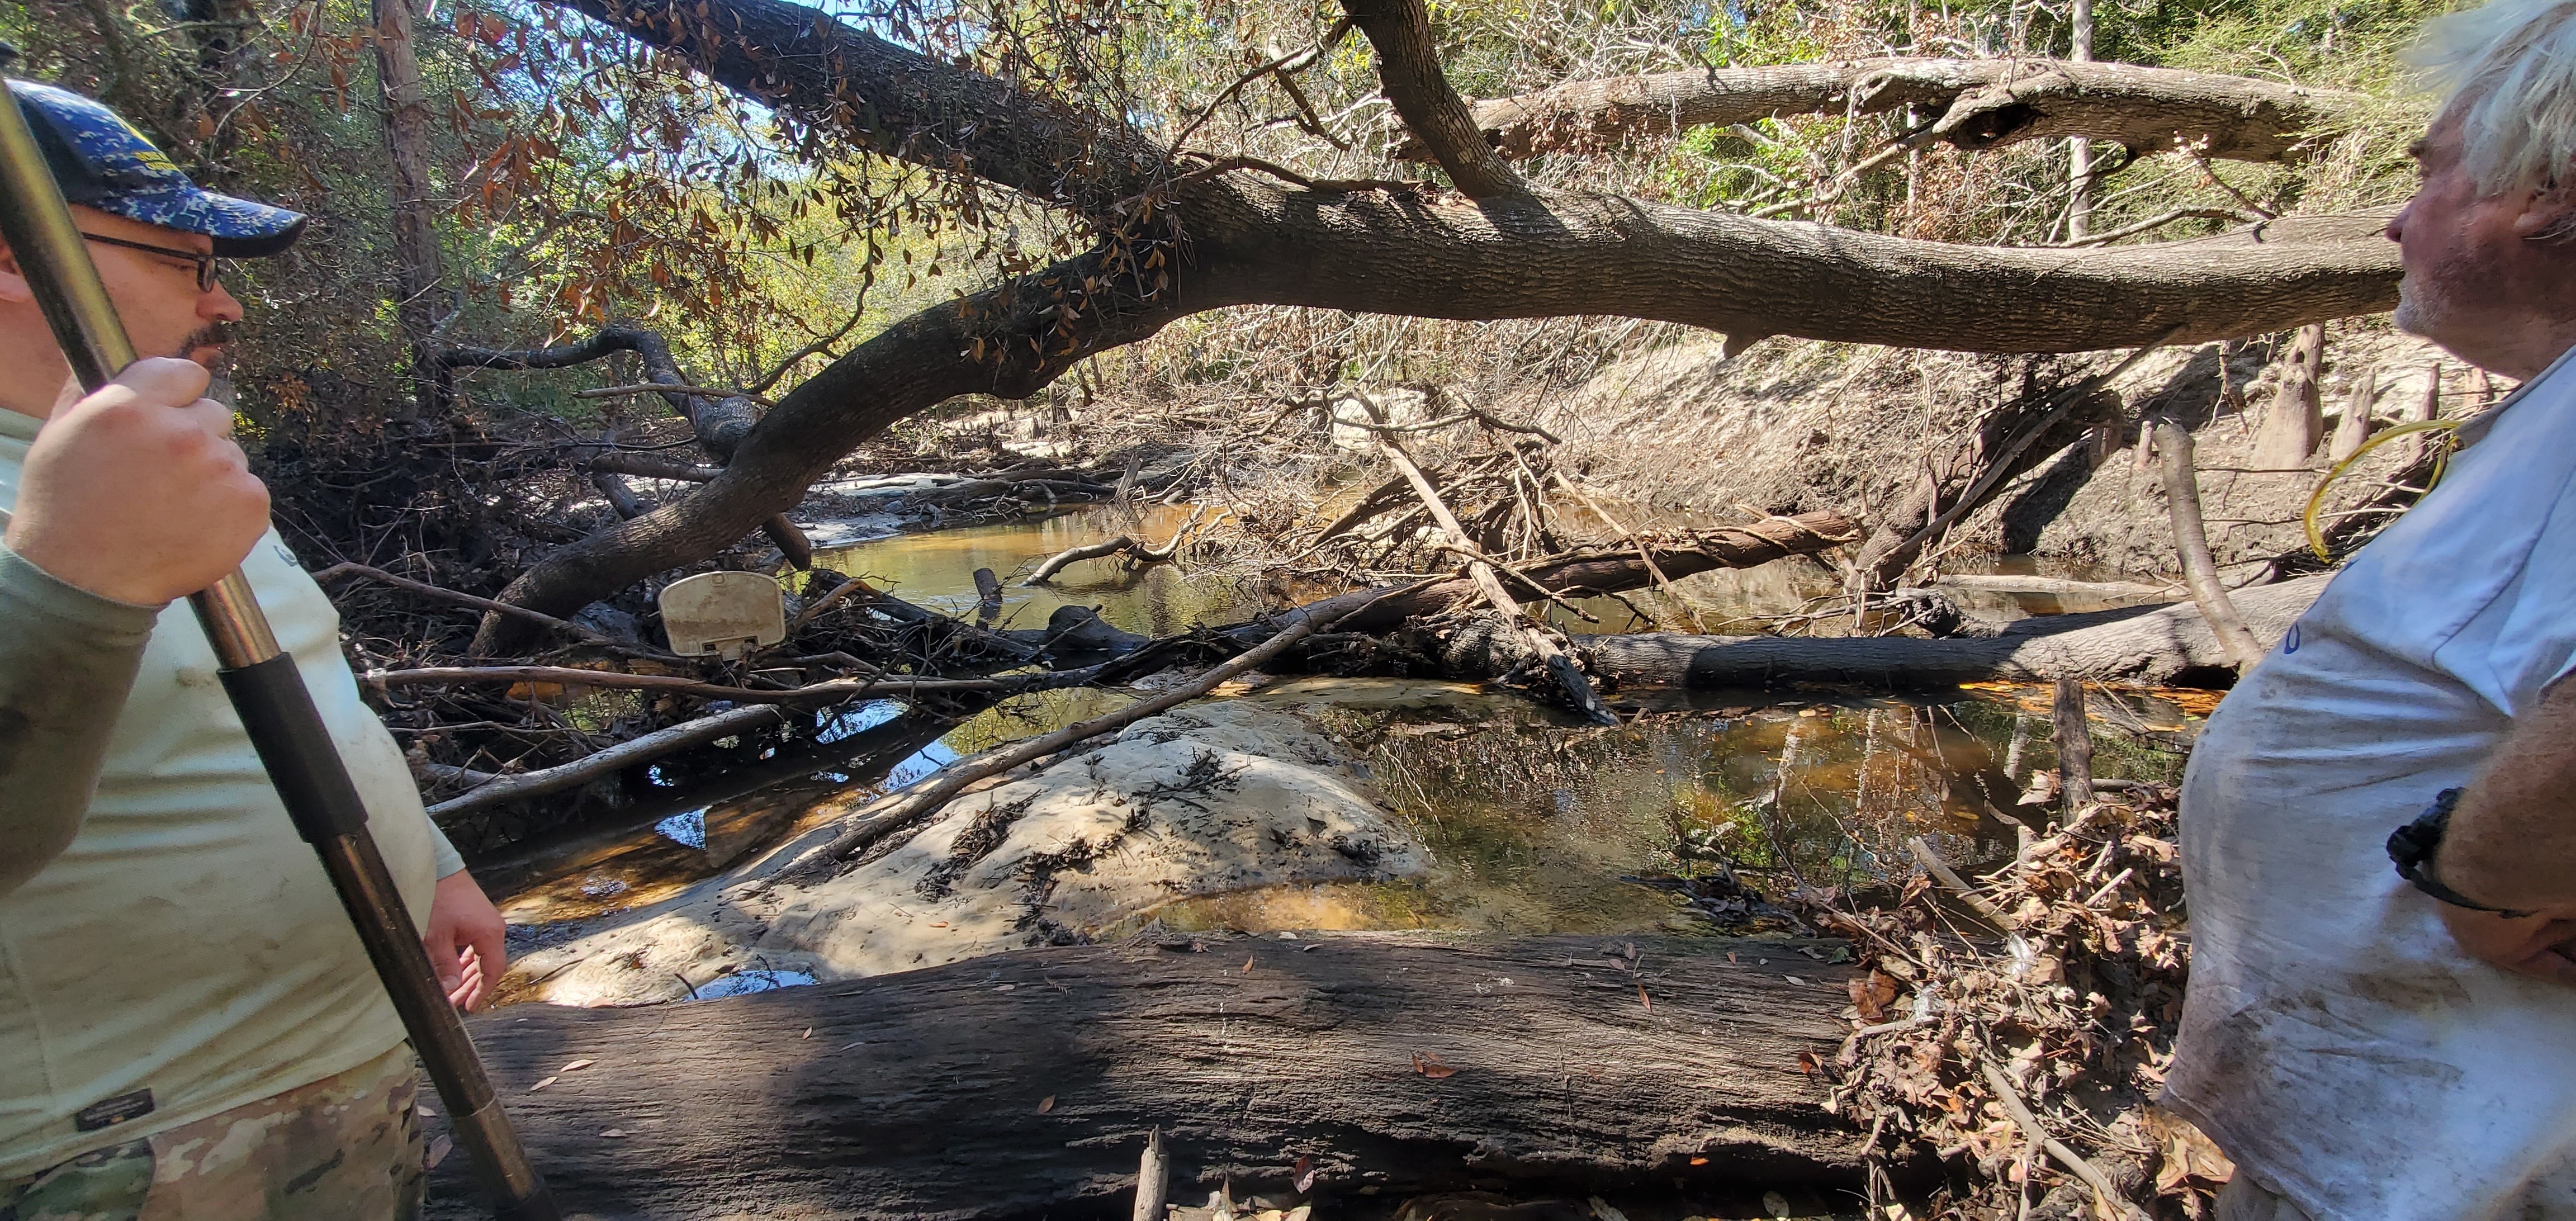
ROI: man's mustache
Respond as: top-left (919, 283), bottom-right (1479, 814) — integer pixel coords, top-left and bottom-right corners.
top-left (175, 323), bottom-right (231, 358)
top-left (176, 323), bottom-right (233, 368)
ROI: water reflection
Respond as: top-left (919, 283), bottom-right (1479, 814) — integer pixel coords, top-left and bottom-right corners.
top-left (809, 503), bottom-right (1275, 639)
top-left (492, 498), bottom-right (2210, 946)
top-left (1150, 685), bottom-right (2199, 938)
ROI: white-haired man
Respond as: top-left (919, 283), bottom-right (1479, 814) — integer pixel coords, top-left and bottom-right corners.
top-left (2167, 2), bottom-right (2576, 1217)
top-left (0, 79), bottom-right (506, 1215)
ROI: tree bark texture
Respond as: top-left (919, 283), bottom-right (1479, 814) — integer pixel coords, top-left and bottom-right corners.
top-left (1408, 58), bottom-right (2357, 165)
top-left (1342, 0), bottom-right (1524, 198)
top-left (425, 934), bottom-right (1865, 1219)
top-left (2050, 676), bottom-right (2094, 808)
top-left (1467, 574), bottom-right (2326, 690)
top-left (372, 0), bottom-right (444, 418)
top-left (478, 0), bottom-right (2400, 648)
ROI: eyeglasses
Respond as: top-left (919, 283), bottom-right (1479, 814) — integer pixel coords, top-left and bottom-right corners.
top-left (79, 231), bottom-right (221, 292)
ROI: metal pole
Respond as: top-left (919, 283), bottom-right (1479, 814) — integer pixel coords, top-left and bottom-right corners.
top-left (0, 75), bottom-right (556, 1221)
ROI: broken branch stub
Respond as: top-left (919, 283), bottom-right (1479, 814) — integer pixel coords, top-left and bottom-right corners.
top-left (2150, 418), bottom-right (2267, 671)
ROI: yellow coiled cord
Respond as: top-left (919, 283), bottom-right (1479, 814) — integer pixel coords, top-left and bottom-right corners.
top-left (2302, 418), bottom-right (2461, 560)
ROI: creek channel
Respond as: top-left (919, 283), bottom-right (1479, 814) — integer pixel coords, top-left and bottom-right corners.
top-left (476, 503), bottom-right (2210, 995)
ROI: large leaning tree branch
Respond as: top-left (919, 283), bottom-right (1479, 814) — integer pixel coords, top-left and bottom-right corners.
top-left (1400, 58), bottom-right (2364, 165)
top-left (1341, 0), bottom-right (1524, 198)
top-left (476, 0), bottom-right (2401, 652)
top-left (547, 0), bottom-right (1168, 219)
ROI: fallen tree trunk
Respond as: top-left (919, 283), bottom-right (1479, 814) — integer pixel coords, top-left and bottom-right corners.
top-left (426, 933), bottom-right (1866, 1220)
top-left (472, 0), bottom-right (2400, 651)
top-left (1451, 574), bottom-right (2327, 689)
top-left (1934, 574), bottom-right (2175, 598)
top-left (1025, 536), bottom-right (1138, 584)
top-left (1405, 58), bottom-right (2359, 164)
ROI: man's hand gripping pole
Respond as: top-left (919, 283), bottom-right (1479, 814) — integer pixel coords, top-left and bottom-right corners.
top-left (0, 75), bottom-right (557, 1220)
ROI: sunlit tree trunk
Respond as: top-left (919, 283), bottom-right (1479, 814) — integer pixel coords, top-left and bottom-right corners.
top-left (2067, 0), bottom-right (2095, 240)
top-left (372, 0), bottom-right (445, 420)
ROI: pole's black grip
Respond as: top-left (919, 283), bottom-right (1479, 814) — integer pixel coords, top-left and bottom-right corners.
top-left (217, 654), bottom-right (372, 843)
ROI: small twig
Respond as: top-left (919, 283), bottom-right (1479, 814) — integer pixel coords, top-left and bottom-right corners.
top-left (2179, 136), bottom-right (2277, 219)
top-left (424, 705), bottom-right (789, 820)
top-left (574, 382), bottom-right (776, 407)
top-left (788, 575), bottom-right (878, 635)
top-left (365, 664), bottom-right (1078, 704)
top-left (1978, 1060), bottom-right (2153, 1221)
top-left (2036, 206), bottom-right (2253, 248)
top-left (312, 562), bottom-right (611, 645)
top-left (2080, 867), bottom-right (2134, 908)
top-left (1907, 836), bottom-right (2014, 927)
top-left (1167, 17), bottom-right (1353, 153)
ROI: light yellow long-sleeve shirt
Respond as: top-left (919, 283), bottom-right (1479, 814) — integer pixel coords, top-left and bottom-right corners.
top-left (0, 404), bottom-right (462, 1179)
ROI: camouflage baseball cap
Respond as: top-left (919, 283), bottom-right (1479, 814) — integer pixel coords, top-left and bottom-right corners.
top-left (11, 78), bottom-right (305, 257)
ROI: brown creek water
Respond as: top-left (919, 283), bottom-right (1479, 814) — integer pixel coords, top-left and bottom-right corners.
top-left (480, 503), bottom-right (2209, 948)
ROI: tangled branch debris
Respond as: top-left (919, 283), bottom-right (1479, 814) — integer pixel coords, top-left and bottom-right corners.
top-left (1801, 784), bottom-right (2233, 1219)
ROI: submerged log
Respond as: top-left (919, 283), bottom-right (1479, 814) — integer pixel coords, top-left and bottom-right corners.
top-left (427, 933), bottom-right (1865, 1219)
top-left (1447, 575), bottom-right (2328, 690)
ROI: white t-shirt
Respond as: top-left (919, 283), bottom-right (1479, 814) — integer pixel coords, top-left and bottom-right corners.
top-left (2168, 349), bottom-right (2576, 1219)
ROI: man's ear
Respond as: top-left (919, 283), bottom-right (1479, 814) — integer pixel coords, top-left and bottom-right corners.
top-left (0, 242), bottom-right (30, 305)
top-left (2512, 183), bottom-right (2576, 244)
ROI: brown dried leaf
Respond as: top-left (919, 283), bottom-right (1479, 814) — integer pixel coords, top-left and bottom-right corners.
top-left (529, 1076), bottom-right (558, 1092)
top-left (1412, 1051), bottom-right (1458, 1079)
top-left (1293, 1154), bottom-right (1317, 1194)
top-left (1848, 970), bottom-right (1901, 1021)
top-left (560, 1058), bottom-right (596, 1072)
top-left (1037, 1095), bottom-right (1056, 1114)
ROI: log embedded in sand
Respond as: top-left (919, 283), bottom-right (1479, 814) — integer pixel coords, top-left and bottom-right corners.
top-left (426, 933), bottom-right (1864, 1220)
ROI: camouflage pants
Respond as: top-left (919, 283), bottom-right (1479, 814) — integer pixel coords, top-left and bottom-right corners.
top-left (0, 1044), bottom-right (424, 1221)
